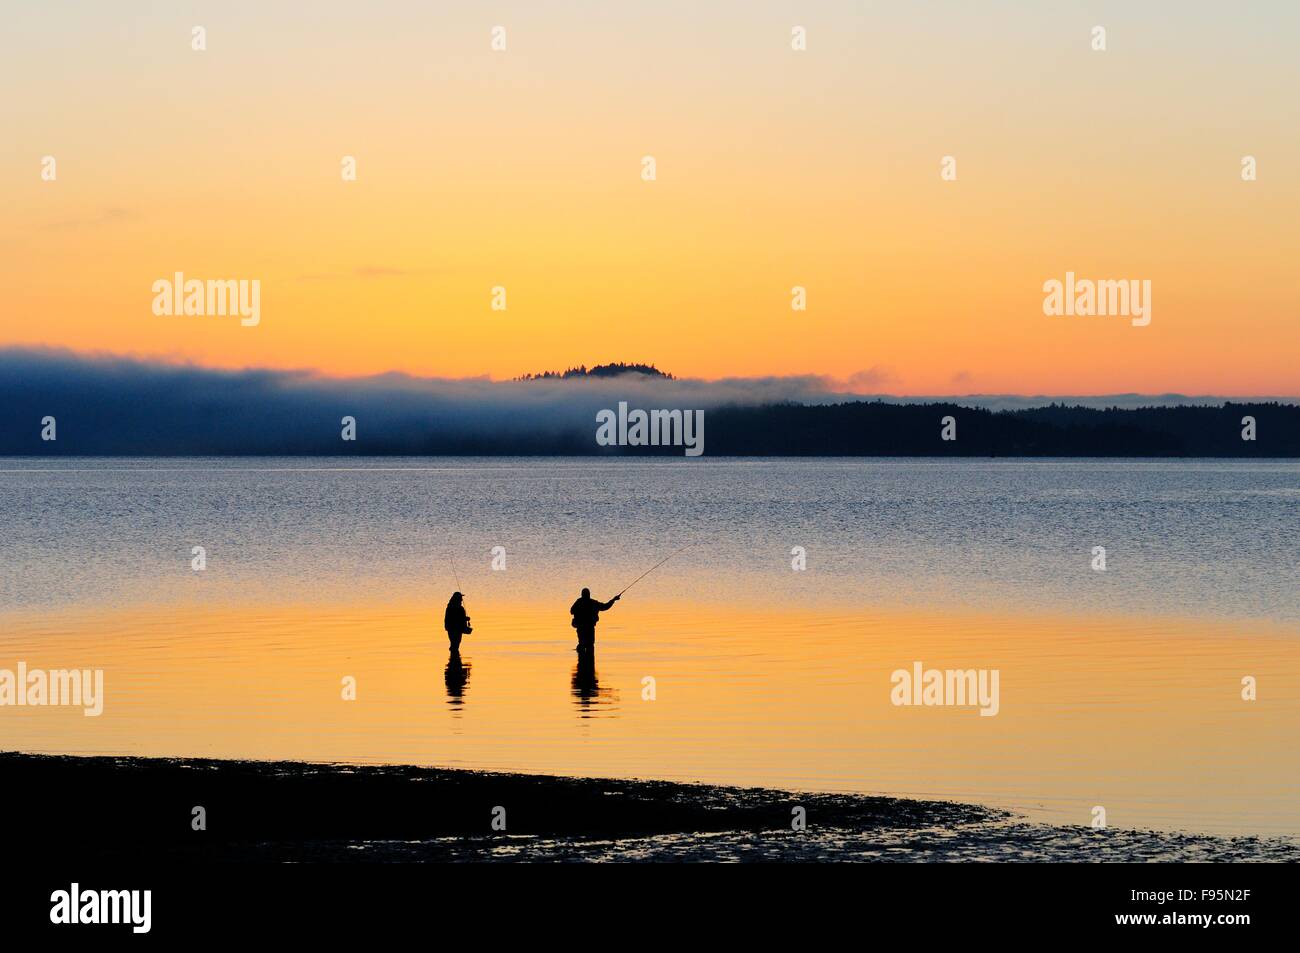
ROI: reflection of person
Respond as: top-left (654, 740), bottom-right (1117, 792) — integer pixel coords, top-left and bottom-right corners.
top-left (572, 651), bottom-right (598, 702)
top-left (569, 587), bottom-right (619, 650)
top-left (444, 592), bottom-right (471, 651)
top-left (445, 650), bottom-right (470, 701)
top-left (571, 650), bottom-right (616, 714)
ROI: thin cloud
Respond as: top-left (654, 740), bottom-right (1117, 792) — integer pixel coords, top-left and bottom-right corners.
top-left (295, 265), bottom-right (447, 281)
top-left (42, 207), bottom-right (137, 230)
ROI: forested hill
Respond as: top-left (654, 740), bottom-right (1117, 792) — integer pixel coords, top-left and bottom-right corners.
top-left (514, 363), bottom-right (673, 381)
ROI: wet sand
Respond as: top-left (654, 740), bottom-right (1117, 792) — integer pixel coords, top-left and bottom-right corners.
top-left (6, 752), bottom-right (1296, 862)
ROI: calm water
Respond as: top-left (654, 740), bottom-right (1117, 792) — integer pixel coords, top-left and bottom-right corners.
top-left (1, 458), bottom-right (1297, 837)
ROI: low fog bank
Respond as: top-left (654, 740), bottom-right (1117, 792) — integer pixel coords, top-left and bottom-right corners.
top-left (1, 348), bottom-right (1295, 455)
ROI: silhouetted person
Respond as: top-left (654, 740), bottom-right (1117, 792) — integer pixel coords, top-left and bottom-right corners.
top-left (570, 587), bottom-right (619, 650)
top-left (444, 649), bottom-right (471, 704)
top-left (444, 592), bottom-right (471, 651)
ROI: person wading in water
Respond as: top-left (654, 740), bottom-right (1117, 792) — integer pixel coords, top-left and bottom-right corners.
top-left (444, 592), bottom-right (471, 651)
top-left (569, 588), bottom-right (619, 651)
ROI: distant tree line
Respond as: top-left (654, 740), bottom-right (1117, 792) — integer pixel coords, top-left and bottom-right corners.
top-left (696, 401), bottom-right (1298, 456)
top-left (3, 385), bottom-right (1296, 456)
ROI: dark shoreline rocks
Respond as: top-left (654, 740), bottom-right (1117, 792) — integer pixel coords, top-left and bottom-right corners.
top-left (4, 752), bottom-right (1294, 862)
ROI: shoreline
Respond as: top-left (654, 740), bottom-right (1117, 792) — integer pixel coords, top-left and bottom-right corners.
top-left (6, 752), bottom-right (1296, 862)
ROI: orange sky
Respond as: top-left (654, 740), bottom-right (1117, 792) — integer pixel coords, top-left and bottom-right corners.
top-left (3, 2), bottom-right (1297, 394)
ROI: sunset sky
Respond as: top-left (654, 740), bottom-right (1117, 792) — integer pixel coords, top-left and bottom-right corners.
top-left (3, 1), bottom-right (1297, 394)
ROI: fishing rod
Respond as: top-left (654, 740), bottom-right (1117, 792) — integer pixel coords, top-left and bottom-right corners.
top-left (616, 543), bottom-right (692, 598)
top-left (449, 553), bottom-right (463, 592)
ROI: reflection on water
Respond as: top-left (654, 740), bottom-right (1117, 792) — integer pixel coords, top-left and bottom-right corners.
top-left (571, 649), bottom-right (617, 718)
top-left (5, 600), bottom-right (1295, 838)
top-left (444, 651), bottom-right (471, 710)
